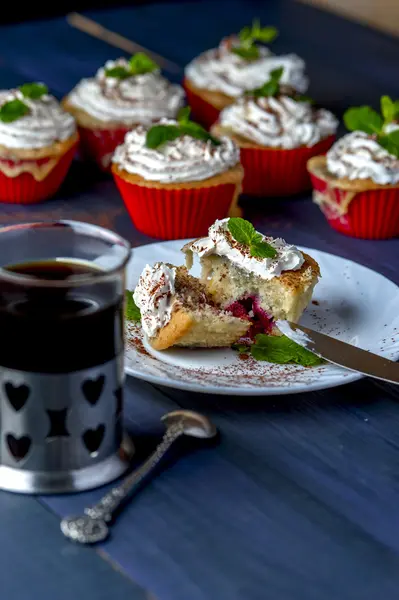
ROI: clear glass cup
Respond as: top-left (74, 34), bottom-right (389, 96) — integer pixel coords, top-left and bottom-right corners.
top-left (0, 220), bottom-right (133, 494)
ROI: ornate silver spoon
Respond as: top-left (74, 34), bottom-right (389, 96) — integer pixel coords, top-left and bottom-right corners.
top-left (60, 410), bottom-right (217, 544)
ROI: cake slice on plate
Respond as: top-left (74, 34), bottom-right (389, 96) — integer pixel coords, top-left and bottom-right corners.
top-left (133, 261), bottom-right (250, 350)
top-left (182, 218), bottom-right (320, 336)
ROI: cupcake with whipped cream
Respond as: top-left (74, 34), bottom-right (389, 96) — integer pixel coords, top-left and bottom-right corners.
top-left (63, 53), bottom-right (185, 171)
top-left (184, 20), bottom-right (308, 128)
top-left (0, 82), bottom-right (78, 204)
top-left (211, 67), bottom-right (338, 196)
top-left (307, 96), bottom-right (399, 239)
top-left (111, 108), bottom-right (243, 239)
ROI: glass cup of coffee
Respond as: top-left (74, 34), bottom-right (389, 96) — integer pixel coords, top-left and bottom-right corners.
top-left (0, 220), bottom-right (133, 494)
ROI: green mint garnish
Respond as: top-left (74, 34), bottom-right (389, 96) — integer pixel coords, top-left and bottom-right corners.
top-left (19, 82), bottom-right (48, 99)
top-left (231, 19), bottom-right (278, 61)
top-left (251, 333), bottom-right (323, 366)
top-left (343, 96), bottom-right (399, 158)
top-left (129, 52), bottom-right (158, 75)
top-left (248, 67), bottom-right (284, 98)
top-left (232, 343), bottom-right (251, 354)
top-left (227, 217), bottom-right (278, 259)
top-left (0, 98), bottom-right (30, 123)
top-left (145, 106), bottom-right (221, 149)
top-left (105, 52), bottom-right (158, 80)
top-left (105, 66), bottom-right (131, 79)
top-left (125, 290), bottom-right (141, 322)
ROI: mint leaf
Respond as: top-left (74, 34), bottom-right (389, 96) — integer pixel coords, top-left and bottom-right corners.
top-left (238, 19), bottom-right (278, 44)
top-left (250, 242), bottom-right (277, 259)
top-left (19, 82), bottom-right (48, 99)
top-left (251, 334), bottom-right (323, 366)
top-left (105, 66), bottom-right (131, 79)
top-left (231, 45), bottom-right (260, 60)
top-left (343, 106), bottom-right (383, 135)
top-left (247, 67), bottom-right (283, 98)
top-left (239, 25), bottom-right (252, 43)
top-left (146, 124), bottom-right (181, 149)
top-left (129, 52), bottom-right (158, 75)
top-left (381, 95), bottom-right (396, 124)
top-left (256, 25), bottom-right (278, 43)
top-left (177, 106), bottom-right (191, 124)
top-left (228, 217), bottom-right (258, 245)
top-left (179, 121), bottom-right (221, 146)
top-left (0, 99), bottom-right (30, 123)
top-left (378, 129), bottom-right (399, 158)
top-left (125, 290), bottom-right (141, 322)
top-left (232, 343), bottom-right (250, 354)
top-left (296, 94), bottom-right (313, 104)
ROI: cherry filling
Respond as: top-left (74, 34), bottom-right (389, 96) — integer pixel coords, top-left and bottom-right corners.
top-left (226, 295), bottom-right (274, 340)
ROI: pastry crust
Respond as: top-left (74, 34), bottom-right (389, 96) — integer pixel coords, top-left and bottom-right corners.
top-left (183, 77), bottom-right (233, 111)
top-left (62, 97), bottom-right (127, 130)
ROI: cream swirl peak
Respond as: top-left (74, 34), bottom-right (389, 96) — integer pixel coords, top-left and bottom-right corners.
top-left (218, 95), bottom-right (338, 148)
top-left (112, 119), bottom-right (240, 183)
top-left (133, 262), bottom-right (177, 338)
top-left (67, 57), bottom-right (185, 125)
top-left (185, 36), bottom-right (308, 96)
top-left (0, 87), bottom-right (76, 149)
top-left (185, 218), bottom-right (304, 280)
top-left (326, 131), bottom-right (399, 185)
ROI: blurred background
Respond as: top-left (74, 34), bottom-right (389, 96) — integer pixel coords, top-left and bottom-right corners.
top-left (2, 0), bottom-right (399, 37)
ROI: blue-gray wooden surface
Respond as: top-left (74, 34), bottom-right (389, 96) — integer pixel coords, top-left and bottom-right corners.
top-left (0, 1), bottom-right (399, 599)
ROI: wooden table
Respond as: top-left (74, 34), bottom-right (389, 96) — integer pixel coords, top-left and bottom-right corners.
top-left (0, 2), bottom-right (399, 599)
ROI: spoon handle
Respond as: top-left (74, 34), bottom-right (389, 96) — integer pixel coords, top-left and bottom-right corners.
top-left (85, 422), bottom-right (185, 522)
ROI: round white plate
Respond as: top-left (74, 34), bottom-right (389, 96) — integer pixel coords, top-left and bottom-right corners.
top-left (125, 240), bottom-right (399, 396)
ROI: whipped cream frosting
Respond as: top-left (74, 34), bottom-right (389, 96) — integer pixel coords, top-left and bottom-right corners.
top-left (326, 131), bottom-right (399, 185)
top-left (133, 262), bottom-right (177, 338)
top-left (186, 218), bottom-right (304, 280)
top-left (112, 119), bottom-right (240, 183)
top-left (67, 58), bottom-right (185, 125)
top-left (219, 95), bottom-right (338, 148)
top-left (0, 88), bottom-right (76, 149)
top-left (185, 36), bottom-right (308, 96)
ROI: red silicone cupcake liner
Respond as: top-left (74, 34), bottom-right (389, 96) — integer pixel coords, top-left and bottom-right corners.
top-left (113, 174), bottom-right (237, 240)
top-left (78, 126), bottom-right (129, 172)
top-left (183, 79), bottom-right (221, 130)
top-left (309, 169), bottom-right (399, 240)
top-left (0, 144), bottom-right (77, 205)
top-left (240, 135), bottom-right (336, 197)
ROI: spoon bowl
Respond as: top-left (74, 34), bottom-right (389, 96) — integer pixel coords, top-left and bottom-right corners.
top-left (161, 410), bottom-right (217, 439)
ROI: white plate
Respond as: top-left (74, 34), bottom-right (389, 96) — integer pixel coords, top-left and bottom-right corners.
top-left (124, 240), bottom-right (399, 396)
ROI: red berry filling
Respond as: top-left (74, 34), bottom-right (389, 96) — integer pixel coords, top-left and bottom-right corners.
top-left (226, 295), bottom-right (274, 340)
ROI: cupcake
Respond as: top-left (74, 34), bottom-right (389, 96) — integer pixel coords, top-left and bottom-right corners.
top-left (63, 53), bottom-right (185, 171)
top-left (111, 108), bottom-right (243, 240)
top-left (307, 96), bottom-right (399, 239)
top-left (0, 82), bottom-right (78, 204)
top-left (184, 20), bottom-right (308, 128)
top-left (211, 68), bottom-right (338, 196)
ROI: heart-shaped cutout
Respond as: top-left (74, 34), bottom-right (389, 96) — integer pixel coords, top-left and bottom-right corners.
top-left (82, 375), bottom-right (105, 405)
top-left (82, 424), bottom-right (105, 454)
top-left (4, 382), bottom-right (30, 411)
top-left (6, 434), bottom-right (31, 461)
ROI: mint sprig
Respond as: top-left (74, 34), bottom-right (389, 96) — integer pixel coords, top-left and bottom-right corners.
top-left (250, 333), bottom-right (323, 366)
top-left (343, 96), bottom-right (399, 158)
top-left (231, 19), bottom-right (278, 61)
top-left (19, 82), bottom-right (48, 99)
top-left (145, 107), bottom-right (221, 149)
top-left (105, 52), bottom-right (158, 79)
top-left (125, 290), bottom-right (141, 322)
top-left (0, 98), bottom-right (30, 123)
top-left (246, 68), bottom-right (313, 103)
top-left (227, 218), bottom-right (277, 259)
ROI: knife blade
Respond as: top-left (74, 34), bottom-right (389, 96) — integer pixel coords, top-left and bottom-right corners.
top-left (276, 320), bottom-right (399, 385)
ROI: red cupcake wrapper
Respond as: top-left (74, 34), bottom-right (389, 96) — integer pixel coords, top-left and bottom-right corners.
top-left (309, 168), bottom-right (399, 240)
top-left (78, 126), bottom-right (129, 172)
top-left (0, 144), bottom-right (77, 205)
top-left (239, 135), bottom-right (336, 197)
top-left (113, 173), bottom-right (238, 240)
top-left (183, 79), bottom-right (221, 130)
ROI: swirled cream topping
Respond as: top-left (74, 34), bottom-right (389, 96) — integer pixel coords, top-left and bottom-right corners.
top-left (112, 119), bottom-right (240, 183)
top-left (185, 218), bottom-right (304, 280)
top-left (218, 95), bottom-right (338, 148)
top-left (133, 262), bottom-right (177, 338)
top-left (326, 131), bottom-right (399, 185)
top-left (0, 88), bottom-right (76, 149)
top-left (185, 36), bottom-right (308, 96)
top-left (67, 58), bottom-right (185, 125)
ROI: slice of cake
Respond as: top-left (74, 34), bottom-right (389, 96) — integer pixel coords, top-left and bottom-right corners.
top-left (182, 218), bottom-right (320, 337)
top-left (133, 261), bottom-right (250, 350)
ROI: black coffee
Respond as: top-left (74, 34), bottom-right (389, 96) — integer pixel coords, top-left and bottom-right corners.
top-left (0, 259), bottom-right (124, 373)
